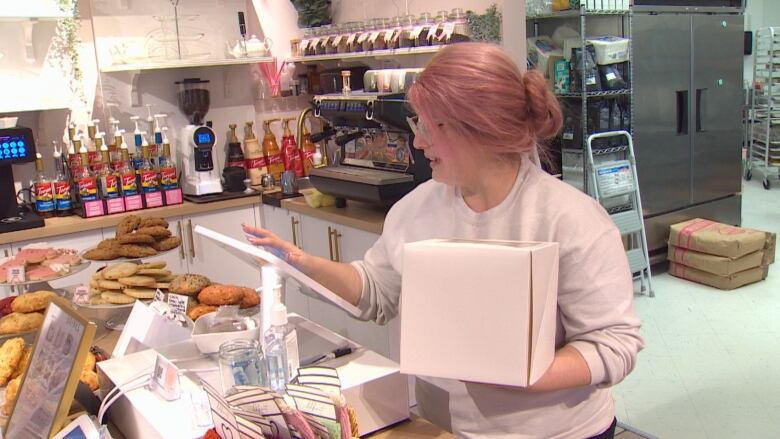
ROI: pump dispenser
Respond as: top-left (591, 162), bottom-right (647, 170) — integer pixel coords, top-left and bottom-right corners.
top-left (158, 127), bottom-right (179, 190)
top-left (243, 122), bottom-right (267, 185)
top-left (33, 153), bottom-right (54, 217)
top-left (281, 118), bottom-right (303, 177)
top-left (97, 137), bottom-right (120, 199)
top-left (264, 288), bottom-right (299, 391)
top-left (262, 119), bottom-right (285, 181)
top-left (226, 123), bottom-right (246, 169)
top-left (118, 137), bottom-right (139, 197)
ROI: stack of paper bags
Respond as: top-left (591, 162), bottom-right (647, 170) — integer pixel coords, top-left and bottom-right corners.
top-left (667, 218), bottom-right (776, 290)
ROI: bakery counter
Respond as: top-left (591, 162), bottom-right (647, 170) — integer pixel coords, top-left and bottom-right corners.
top-left (278, 197), bottom-right (387, 235)
top-left (0, 195), bottom-right (261, 245)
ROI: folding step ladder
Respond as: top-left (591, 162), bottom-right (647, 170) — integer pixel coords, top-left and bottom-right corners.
top-left (585, 131), bottom-right (654, 297)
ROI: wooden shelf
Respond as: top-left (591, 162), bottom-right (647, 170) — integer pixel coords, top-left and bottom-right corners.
top-left (527, 9), bottom-right (630, 19)
top-left (100, 56), bottom-right (276, 73)
top-left (0, 103), bottom-right (70, 113)
top-left (289, 45), bottom-right (443, 63)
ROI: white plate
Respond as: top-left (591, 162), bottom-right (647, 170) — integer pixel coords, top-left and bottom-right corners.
top-left (0, 261), bottom-right (91, 287)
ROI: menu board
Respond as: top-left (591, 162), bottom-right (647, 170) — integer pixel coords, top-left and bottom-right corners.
top-left (5, 297), bottom-right (96, 439)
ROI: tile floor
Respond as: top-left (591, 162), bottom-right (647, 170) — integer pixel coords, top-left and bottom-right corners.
top-left (614, 177), bottom-right (780, 439)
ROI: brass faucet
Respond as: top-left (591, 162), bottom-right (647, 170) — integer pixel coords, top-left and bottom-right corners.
top-left (296, 107), bottom-right (330, 167)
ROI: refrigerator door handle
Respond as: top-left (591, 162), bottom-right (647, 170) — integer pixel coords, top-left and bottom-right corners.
top-left (695, 88), bottom-right (707, 132)
top-left (676, 90), bottom-right (689, 135)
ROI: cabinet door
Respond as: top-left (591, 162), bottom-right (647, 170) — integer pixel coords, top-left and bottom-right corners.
top-left (185, 206), bottom-right (262, 287)
top-left (260, 205), bottom-right (310, 319)
top-left (1, 245), bottom-right (13, 298)
top-left (13, 230), bottom-right (105, 290)
top-left (299, 215), bottom-right (390, 357)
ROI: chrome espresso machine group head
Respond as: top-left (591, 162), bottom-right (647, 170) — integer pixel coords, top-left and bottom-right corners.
top-left (306, 92), bottom-right (431, 207)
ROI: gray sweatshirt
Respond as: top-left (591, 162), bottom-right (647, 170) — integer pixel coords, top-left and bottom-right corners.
top-left (352, 157), bottom-right (644, 438)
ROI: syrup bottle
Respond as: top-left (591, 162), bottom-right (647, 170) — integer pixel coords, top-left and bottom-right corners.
top-left (138, 137), bottom-right (160, 193)
top-left (75, 145), bottom-right (99, 203)
top-left (158, 128), bottom-right (179, 190)
top-left (243, 122), bottom-right (267, 186)
top-left (281, 118), bottom-right (304, 178)
top-left (226, 123), bottom-right (246, 168)
top-left (262, 119), bottom-right (285, 181)
top-left (33, 153), bottom-right (55, 218)
top-left (52, 141), bottom-right (73, 217)
top-left (299, 123), bottom-right (318, 176)
top-left (117, 143), bottom-right (139, 197)
top-left (97, 141), bottom-right (120, 199)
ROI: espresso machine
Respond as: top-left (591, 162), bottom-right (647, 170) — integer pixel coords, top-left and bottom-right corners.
top-left (307, 92), bottom-right (431, 207)
top-left (176, 78), bottom-right (223, 196)
top-left (0, 126), bottom-right (44, 233)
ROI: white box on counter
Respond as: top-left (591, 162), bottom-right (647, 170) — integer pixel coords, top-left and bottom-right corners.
top-left (400, 239), bottom-right (559, 387)
top-left (98, 314), bottom-right (409, 439)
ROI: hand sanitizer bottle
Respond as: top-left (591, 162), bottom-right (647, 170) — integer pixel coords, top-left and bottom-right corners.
top-left (264, 300), bottom-right (299, 393)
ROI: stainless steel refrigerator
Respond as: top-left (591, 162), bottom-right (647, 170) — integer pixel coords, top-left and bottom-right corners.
top-left (632, 6), bottom-right (744, 259)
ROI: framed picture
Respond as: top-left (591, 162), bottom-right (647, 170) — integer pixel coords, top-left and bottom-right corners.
top-left (5, 296), bottom-right (96, 439)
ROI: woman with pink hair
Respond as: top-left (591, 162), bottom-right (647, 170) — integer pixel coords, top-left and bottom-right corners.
top-left (244, 42), bottom-right (643, 438)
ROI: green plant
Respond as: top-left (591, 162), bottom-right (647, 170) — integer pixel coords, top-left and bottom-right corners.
top-left (51, 0), bottom-right (83, 102)
top-left (467, 4), bottom-right (502, 44)
top-left (290, 0), bottom-right (332, 28)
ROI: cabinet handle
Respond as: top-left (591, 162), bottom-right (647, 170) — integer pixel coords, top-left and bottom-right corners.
top-left (177, 221), bottom-right (185, 260)
top-left (3, 249), bottom-right (7, 258)
top-left (334, 229), bottom-right (342, 262)
top-left (187, 219), bottom-right (195, 259)
top-left (328, 226), bottom-right (342, 262)
top-left (291, 217), bottom-right (299, 248)
top-left (327, 226), bottom-right (335, 261)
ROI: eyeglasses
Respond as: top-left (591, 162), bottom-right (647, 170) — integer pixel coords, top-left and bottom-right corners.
top-left (407, 115), bottom-right (442, 145)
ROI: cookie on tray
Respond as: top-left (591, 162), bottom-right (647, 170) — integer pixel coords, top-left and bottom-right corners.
top-left (139, 260), bottom-right (167, 270)
top-left (102, 262), bottom-right (139, 280)
top-left (151, 236), bottom-right (181, 252)
top-left (139, 217), bottom-right (169, 229)
top-left (169, 274), bottom-right (211, 296)
top-left (116, 215), bottom-right (141, 236)
top-left (118, 276), bottom-right (156, 288)
top-left (97, 280), bottom-right (125, 290)
top-left (97, 238), bottom-right (121, 249)
top-left (198, 284), bottom-right (243, 306)
top-left (118, 233), bottom-right (155, 245)
top-left (238, 287), bottom-right (260, 309)
top-left (3, 376), bottom-right (21, 415)
top-left (83, 247), bottom-right (119, 261)
top-left (123, 288), bottom-right (157, 299)
top-left (0, 338), bottom-right (24, 386)
top-left (137, 268), bottom-right (172, 277)
top-left (118, 245), bottom-right (157, 259)
top-left (11, 347), bottom-right (31, 380)
top-left (101, 292), bottom-right (135, 305)
top-left (11, 290), bottom-right (56, 313)
top-left (137, 226), bottom-right (172, 238)
top-left (187, 304), bottom-right (217, 321)
top-left (0, 312), bottom-right (44, 335)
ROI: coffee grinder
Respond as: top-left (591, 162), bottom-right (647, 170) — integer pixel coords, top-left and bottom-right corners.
top-left (0, 126), bottom-right (45, 233)
top-left (176, 78), bottom-right (222, 196)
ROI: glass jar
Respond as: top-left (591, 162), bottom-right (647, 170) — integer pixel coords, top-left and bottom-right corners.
top-left (373, 18), bottom-right (389, 51)
top-left (302, 28), bottom-right (315, 56)
top-left (361, 20), bottom-right (377, 52)
top-left (335, 23), bottom-right (351, 53)
top-left (326, 24), bottom-right (342, 54)
top-left (350, 21), bottom-right (366, 52)
top-left (449, 8), bottom-right (471, 43)
top-left (317, 25), bottom-right (332, 55)
top-left (386, 16), bottom-right (403, 49)
top-left (431, 10), bottom-right (449, 46)
top-left (398, 14), bottom-right (416, 48)
top-left (414, 12), bottom-right (433, 47)
top-left (218, 339), bottom-right (268, 395)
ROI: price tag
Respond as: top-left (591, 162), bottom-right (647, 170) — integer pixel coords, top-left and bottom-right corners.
top-left (8, 266), bottom-right (25, 284)
top-left (73, 285), bottom-right (90, 305)
top-left (167, 293), bottom-right (188, 316)
top-left (154, 288), bottom-right (165, 303)
top-left (151, 353), bottom-right (181, 401)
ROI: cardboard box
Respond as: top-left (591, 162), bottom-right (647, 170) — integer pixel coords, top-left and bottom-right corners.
top-left (667, 245), bottom-right (763, 276)
top-left (762, 232), bottom-right (776, 266)
top-left (668, 262), bottom-right (765, 290)
top-left (400, 239), bottom-right (559, 387)
top-left (527, 36), bottom-right (563, 79)
top-left (668, 218), bottom-right (766, 259)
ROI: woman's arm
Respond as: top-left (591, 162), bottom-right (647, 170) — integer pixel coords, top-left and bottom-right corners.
top-left (525, 345), bottom-right (591, 392)
top-left (243, 224), bottom-right (364, 306)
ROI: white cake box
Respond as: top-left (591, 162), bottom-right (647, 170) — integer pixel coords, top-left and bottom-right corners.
top-left (400, 239), bottom-right (559, 387)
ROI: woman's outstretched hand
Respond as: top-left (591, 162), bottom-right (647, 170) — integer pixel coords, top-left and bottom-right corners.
top-left (242, 223), bottom-right (308, 271)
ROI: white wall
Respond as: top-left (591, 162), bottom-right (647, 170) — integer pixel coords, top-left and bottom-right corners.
top-left (744, 0), bottom-right (780, 84)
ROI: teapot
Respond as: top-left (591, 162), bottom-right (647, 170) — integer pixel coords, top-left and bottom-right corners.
top-left (226, 35), bottom-right (273, 58)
